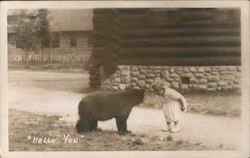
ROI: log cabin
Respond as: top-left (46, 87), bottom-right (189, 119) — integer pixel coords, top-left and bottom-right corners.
top-left (90, 8), bottom-right (241, 91)
top-left (7, 9), bottom-right (93, 64)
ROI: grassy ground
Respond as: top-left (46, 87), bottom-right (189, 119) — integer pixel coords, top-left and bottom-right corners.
top-left (9, 109), bottom-right (221, 151)
top-left (142, 90), bottom-right (241, 118)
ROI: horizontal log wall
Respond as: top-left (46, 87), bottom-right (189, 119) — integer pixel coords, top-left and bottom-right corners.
top-left (92, 8), bottom-right (241, 67)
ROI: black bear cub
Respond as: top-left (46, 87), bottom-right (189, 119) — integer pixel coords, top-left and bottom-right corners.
top-left (76, 88), bottom-right (145, 134)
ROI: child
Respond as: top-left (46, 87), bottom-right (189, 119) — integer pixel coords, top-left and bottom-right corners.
top-left (151, 79), bottom-right (188, 133)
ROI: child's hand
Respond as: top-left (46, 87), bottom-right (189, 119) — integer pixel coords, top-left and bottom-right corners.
top-left (181, 107), bottom-right (187, 112)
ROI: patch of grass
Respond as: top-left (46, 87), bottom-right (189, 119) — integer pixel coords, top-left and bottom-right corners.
top-left (131, 138), bottom-right (144, 146)
top-left (176, 140), bottom-right (183, 145)
top-left (9, 109), bottom-right (217, 151)
top-left (166, 135), bottom-right (173, 141)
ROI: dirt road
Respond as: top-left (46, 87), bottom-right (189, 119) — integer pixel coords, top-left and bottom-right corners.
top-left (8, 70), bottom-right (241, 149)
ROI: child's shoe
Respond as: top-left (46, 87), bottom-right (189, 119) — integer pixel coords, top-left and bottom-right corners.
top-left (170, 124), bottom-right (180, 133)
top-left (166, 124), bottom-right (172, 131)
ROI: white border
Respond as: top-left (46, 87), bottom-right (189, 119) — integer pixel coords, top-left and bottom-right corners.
top-left (1, 1), bottom-right (249, 158)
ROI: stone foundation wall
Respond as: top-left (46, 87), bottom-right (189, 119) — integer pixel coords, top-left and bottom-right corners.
top-left (101, 65), bottom-right (241, 91)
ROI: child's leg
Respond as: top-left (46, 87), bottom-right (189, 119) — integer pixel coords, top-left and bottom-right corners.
top-left (166, 122), bottom-right (171, 131)
top-left (170, 120), bottom-right (180, 133)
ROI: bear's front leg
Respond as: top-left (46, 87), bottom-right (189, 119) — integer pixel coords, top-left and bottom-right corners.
top-left (116, 116), bottom-right (131, 135)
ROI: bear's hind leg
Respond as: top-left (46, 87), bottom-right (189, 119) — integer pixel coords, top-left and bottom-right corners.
top-left (116, 116), bottom-right (131, 135)
top-left (76, 118), bottom-right (93, 133)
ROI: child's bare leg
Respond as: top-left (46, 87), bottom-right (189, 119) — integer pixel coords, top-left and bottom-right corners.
top-left (174, 121), bottom-right (179, 126)
top-left (166, 122), bottom-right (171, 131)
top-left (170, 121), bottom-right (180, 133)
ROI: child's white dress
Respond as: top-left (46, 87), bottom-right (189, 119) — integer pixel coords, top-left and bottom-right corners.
top-left (160, 86), bottom-right (187, 122)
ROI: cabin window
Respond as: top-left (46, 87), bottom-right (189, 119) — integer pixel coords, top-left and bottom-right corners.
top-left (16, 38), bottom-right (24, 48)
top-left (51, 33), bottom-right (60, 48)
top-left (70, 36), bottom-right (77, 47)
top-left (8, 16), bottom-right (16, 25)
top-left (181, 77), bottom-right (190, 84)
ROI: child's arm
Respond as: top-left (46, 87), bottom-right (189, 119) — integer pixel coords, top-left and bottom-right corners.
top-left (165, 88), bottom-right (188, 112)
top-left (179, 95), bottom-right (188, 112)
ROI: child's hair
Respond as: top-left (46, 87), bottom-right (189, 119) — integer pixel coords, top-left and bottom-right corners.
top-left (151, 78), bottom-right (169, 95)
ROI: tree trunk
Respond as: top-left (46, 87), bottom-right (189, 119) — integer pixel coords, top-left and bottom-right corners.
top-left (25, 49), bottom-right (30, 68)
top-left (41, 46), bottom-right (44, 64)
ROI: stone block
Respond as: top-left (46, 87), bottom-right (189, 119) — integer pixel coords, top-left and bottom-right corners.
top-left (137, 80), bottom-right (146, 87)
top-left (207, 82), bottom-right (217, 88)
top-left (190, 77), bottom-right (197, 83)
top-left (218, 81), bottom-right (228, 87)
top-left (167, 78), bottom-right (174, 82)
top-left (131, 67), bottom-right (138, 72)
top-left (131, 82), bottom-right (137, 87)
top-left (114, 78), bottom-right (121, 83)
top-left (199, 78), bottom-right (208, 84)
top-left (198, 68), bottom-right (205, 73)
top-left (171, 82), bottom-right (179, 89)
top-left (146, 73), bottom-right (155, 78)
top-left (175, 77), bottom-right (181, 81)
top-left (181, 73), bottom-right (193, 77)
top-left (131, 77), bottom-right (138, 82)
top-left (211, 71), bottom-right (219, 75)
top-left (156, 73), bottom-right (161, 77)
top-left (153, 70), bottom-right (161, 73)
top-left (233, 79), bottom-right (240, 84)
top-left (121, 69), bottom-right (130, 76)
top-left (222, 74), bottom-right (235, 80)
top-left (237, 67), bottom-right (241, 72)
top-left (228, 67), bottom-right (237, 71)
top-left (197, 85), bottom-right (206, 89)
top-left (170, 68), bottom-right (175, 73)
top-left (140, 70), bottom-right (147, 75)
top-left (161, 70), bottom-right (170, 79)
top-left (131, 71), bottom-right (139, 76)
top-left (204, 67), bottom-right (212, 72)
top-left (176, 67), bottom-right (183, 71)
top-left (170, 73), bottom-right (179, 78)
top-left (218, 67), bottom-right (227, 71)
top-left (119, 84), bottom-right (127, 90)
top-left (207, 88), bottom-right (217, 91)
top-left (183, 67), bottom-right (189, 73)
top-left (145, 84), bottom-right (151, 89)
top-left (235, 73), bottom-right (241, 79)
top-left (190, 67), bottom-right (197, 72)
top-left (195, 73), bottom-right (204, 78)
top-left (146, 79), bottom-right (154, 83)
top-left (233, 84), bottom-right (241, 89)
top-left (103, 78), bottom-right (112, 85)
top-left (208, 75), bottom-right (220, 82)
top-left (139, 75), bottom-right (146, 80)
top-left (222, 85), bottom-right (233, 90)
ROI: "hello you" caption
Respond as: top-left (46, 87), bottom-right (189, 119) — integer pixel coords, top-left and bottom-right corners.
top-left (27, 134), bottom-right (84, 144)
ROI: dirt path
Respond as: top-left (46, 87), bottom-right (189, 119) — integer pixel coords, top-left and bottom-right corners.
top-left (8, 70), bottom-right (241, 149)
